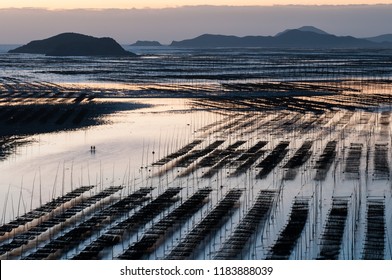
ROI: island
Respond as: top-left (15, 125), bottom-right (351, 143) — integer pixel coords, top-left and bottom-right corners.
top-left (130, 40), bottom-right (163, 47)
top-left (8, 32), bottom-right (135, 56)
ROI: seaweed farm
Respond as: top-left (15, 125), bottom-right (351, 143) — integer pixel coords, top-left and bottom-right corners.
top-left (1, 47), bottom-right (392, 260)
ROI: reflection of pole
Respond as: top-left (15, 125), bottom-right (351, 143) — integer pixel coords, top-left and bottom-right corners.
top-left (354, 181), bottom-right (361, 259)
top-left (351, 194), bottom-right (355, 260)
top-left (30, 171), bottom-right (36, 212)
top-left (314, 181), bottom-right (321, 258)
top-left (1, 185), bottom-right (10, 226)
top-left (52, 162), bottom-right (61, 200)
top-left (17, 178), bottom-right (23, 218)
top-left (39, 167), bottom-right (42, 207)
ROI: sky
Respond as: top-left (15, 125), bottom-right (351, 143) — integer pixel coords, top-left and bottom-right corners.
top-left (1, 3), bottom-right (392, 44)
top-left (1, 1), bottom-right (392, 9)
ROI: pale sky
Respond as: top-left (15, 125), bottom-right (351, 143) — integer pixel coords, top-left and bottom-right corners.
top-left (1, 4), bottom-right (391, 44)
top-left (1, 0), bottom-right (392, 9)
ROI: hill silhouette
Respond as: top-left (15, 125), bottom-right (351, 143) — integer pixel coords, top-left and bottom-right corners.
top-left (170, 26), bottom-right (392, 48)
top-left (9, 33), bottom-right (135, 56)
top-left (131, 40), bottom-right (162, 47)
top-left (365, 34), bottom-right (392, 43)
top-left (273, 29), bottom-right (378, 48)
top-left (275, 26), bottom-right (330, 36)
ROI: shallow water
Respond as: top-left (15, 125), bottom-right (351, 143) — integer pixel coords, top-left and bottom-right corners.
top-left (0, 98), bottom-right (199, 214)
top-left (1, 47), bottom-right (392, 260)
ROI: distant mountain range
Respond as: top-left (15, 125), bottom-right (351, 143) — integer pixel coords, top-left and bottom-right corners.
top-left (8, 27), bottom-right (392, 55)
top-left (170, 26), bottom-right (392, 48)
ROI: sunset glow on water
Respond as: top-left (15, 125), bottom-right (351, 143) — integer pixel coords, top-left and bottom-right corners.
top-left (1, 46), bottom-right (392, 260)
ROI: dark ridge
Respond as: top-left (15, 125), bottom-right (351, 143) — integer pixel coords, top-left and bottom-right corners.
top-left (152, 140), bottom-right (203, 166)
top-left (317, 198), bottom-right (349, 260)
top-left (117, 187), bottom-right (212, 260)
top-left (344, 143), bottom-right (363, 180)
top-left (8, 33), bottom-right (135, 56)
top-left (373, 143), bottom-right (390, 180)
top-left (362, 199), bottom-right (385, 260)
top-left (170, 29), bottom-right (392, 49)
top-left (72, 187), bottom-right (182, 260)
top-left (365, 34), bottom-right (392, 43)
top-left (276, 26), bottom-right (330, 36)
top-left (314, 141), bottom-right (337, 181)
top-left (0, 185), bottom-right (94, 237)
top-left (131, 40), bottom-right (162, 47)
top-left (267, 197), bottom-right (309, 260)
top-left (231, 150), bottom-right (265, 177)
top-left (214, 190), bottom-right (277, 260)
top-left (165, 189), bottom-right (243, 260)
top-left (174, 140), bottom-right (225, 168)
top-left (0, 186), bottom-right (123, 256)
top-left (256, 141), bottom-right (290, 179)
top-left (197, 140), bottom-right (246, 168)
top-left (283, 141), bottom-right (313, 169)
top-left (22, 187), bottom-right (153, 260)
top-left (201, 149), bottom-right (243, 179)
top-left (283, 140), bottom-right (313, 180)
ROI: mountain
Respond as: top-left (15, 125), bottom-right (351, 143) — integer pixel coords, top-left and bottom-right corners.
top-left (273, 29), bottom-right (379, 48)
top-left (131, 40), bottom-right (162, 47)
top-left (275, 26), bottom-right (330, 36)
top-left (9, 33), bottom-right (135, 56)
top-left (170, 34), bottom-right (265, 48)
top-left (170, 28), bottom-right (392, 49)
top-left (365, 34), bottom-right (392, 43)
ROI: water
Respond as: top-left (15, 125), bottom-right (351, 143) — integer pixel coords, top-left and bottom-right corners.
top-left (2, 46), bottom-right (392, 95)
top-left (0, 46), bottom-right (392, 260)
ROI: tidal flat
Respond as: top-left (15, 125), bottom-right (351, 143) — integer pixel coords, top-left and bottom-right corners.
top-left (1, 47), bottom-right (392, 260)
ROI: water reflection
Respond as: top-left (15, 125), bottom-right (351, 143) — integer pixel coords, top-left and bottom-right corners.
top-left (1, 48), bottom-right (392, 259)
